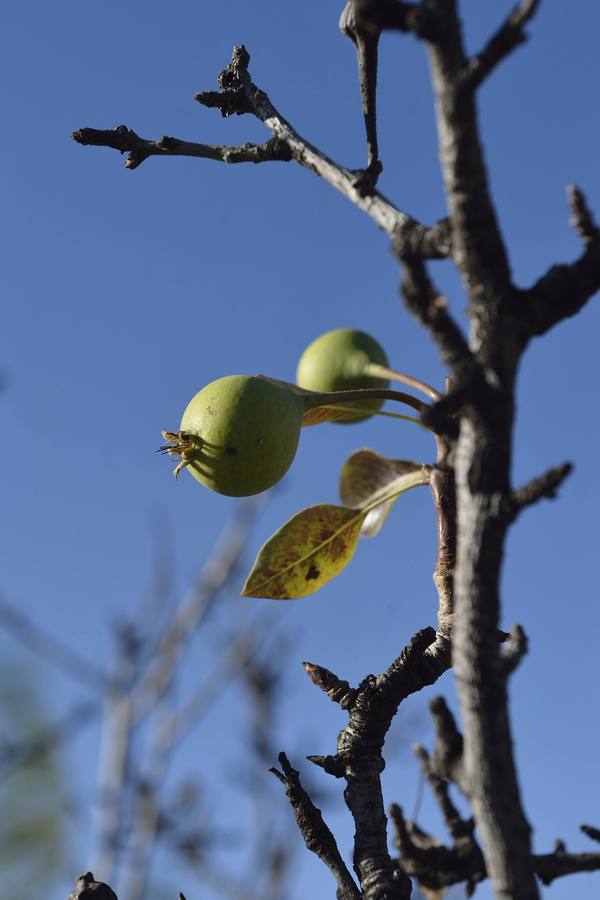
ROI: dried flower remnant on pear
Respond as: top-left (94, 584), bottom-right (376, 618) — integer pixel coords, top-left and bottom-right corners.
top-left (161, 375), bottom-right (304, 496)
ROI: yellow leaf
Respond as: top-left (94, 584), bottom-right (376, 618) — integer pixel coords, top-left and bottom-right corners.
top-left (241, 504), bottom-right (366, 599)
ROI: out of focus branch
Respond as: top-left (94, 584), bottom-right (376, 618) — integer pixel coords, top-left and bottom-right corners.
top-left (0, 596), bottom-right (108, 691)
top-left (128, 499), bottom-right (262, 725)
top-left (390, 710), bottom-right (600, 895)
top-left (520, 186), bottom-right (600, 339)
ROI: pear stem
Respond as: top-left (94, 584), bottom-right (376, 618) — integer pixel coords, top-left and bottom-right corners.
top-left (302, 387), bottom-right (429, 416)
top-left (364, 362), bottom-right (442, 402)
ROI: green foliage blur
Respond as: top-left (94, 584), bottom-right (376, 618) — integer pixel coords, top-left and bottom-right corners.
top-left (0, 657), bottom-right (72, 899)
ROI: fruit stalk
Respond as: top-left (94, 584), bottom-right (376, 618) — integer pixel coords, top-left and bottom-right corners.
top-left (363, 362), bottom-right (442, 402)
top-left (300, 386), bottom-right (429, 416)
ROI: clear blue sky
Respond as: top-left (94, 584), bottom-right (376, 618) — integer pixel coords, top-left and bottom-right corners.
top-left (2, 1), bottom-right (599, 898)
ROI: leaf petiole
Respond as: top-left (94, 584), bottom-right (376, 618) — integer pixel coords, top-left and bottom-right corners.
top-left (313, 403), bottom-right (432, 432)
top-left (364, 362), bottom-right (442, 402)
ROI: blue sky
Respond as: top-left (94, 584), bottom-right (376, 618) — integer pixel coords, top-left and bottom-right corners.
top-left (2, 1), bottom-right (599, 898)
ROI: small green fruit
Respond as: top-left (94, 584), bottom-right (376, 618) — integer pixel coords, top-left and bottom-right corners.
top-left (162, 375), bottom-right (304, 497)
top-left (296, 328), bottom-right (389, 423)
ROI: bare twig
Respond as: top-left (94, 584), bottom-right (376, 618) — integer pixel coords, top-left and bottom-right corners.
top-left (392, 713), bottom-right (600, 894)
top-left (390, 800), bottom-right (484, 895)
top-left (411, 744), bottom-right (468, 842)
top-left (429, 465), bottom-right (455, 634)
top-left (461, 0), bottom-right (542, 90)
top-left (196, 46), bottom-right (443, 251)
top-left (338, 0), bottom-right (419, 187)
top-left (391, 787), bottom-right (600, 893)
top-left (119, 689), bottom-right (176, 900)
top-left (535, 847), bottom-right (600, 885)
top-left (73, 45), bottom-right (449, 257)
top-left (499, 624), bottom-right (528, 676)
top-left (302, 662), bottom-right (356, 708)
top-left (521, 186), bottom-right (600, 339)
top-left (128, 499), bottom-right (261, 725)
top-left (300, 628), bottom-right (451, 899)
top-left (0, 596), bottom-right (107, 691)
top-left (73, 127), bottom-right (291, 170)
top-left (428, 697), bottom-right (464, 789)
top-left (306, 754), bottom-right (345, 778)
top-left (90, 626), bottom-right (140, 882)
top-left (568, 184), bottom-right (600, 244)
top-left (506, 462), bottom-right (573, 520)
top-left (168, 622), bottom-right (269, 746)
top-left (399, 255), bottom-right (474, 381)
top-left (582, 825), bottom-right (600, 845)
top-left (270, 752), bottom-right (361, 900)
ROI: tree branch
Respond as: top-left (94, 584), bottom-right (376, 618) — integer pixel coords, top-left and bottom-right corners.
top-left (338, 0), bottom-right (420, 188)
top-left (128, 500), bottom-right (260, 725)
top-left (342, 0), bottom-right (420, 35)
top-left (581, 825), bottom-right (600, 845)
top-left (535, 847), bottom-right (600, 886)
top-left (302, 662), bottom-right (357, 709)
top-left (461, 0), bottom-right (542, 91)
top-left (390, 800), bottom-right (484, 895)
top-left (390, 708), bottom-right (600, 895)
top-left (420, 0), bottom-right (513, 338)
top-left (73, 126), bottom-right (292, 170)
top-left (90, 626), bottom-right (139, 882)
top-left (400, 6), bottom-right (545, 896)
top-left (270, 752), bottom-right (361, 900)
top-left (300, 628), bottom-right (451, 899)
top-left (411, 743), bottom-right (469, 842)
top-left (519, 186), bottom-right (600, 339)
top-left (398, 254), bottom-right (474, 380)
top-left (73, 45), bottom-right (449, 257)
top-left (0, 596), bottom-right (108, 691)
top-left (499, 623), bottom-right (528, 676)
top-left (504, 462), bottom-right (573, 522)
top-left (568, 184), bottom-right (600, 244)
top-left (428, 462), bottom-right (456, 635)
top-left (392, 798), bottom-right (600, 893)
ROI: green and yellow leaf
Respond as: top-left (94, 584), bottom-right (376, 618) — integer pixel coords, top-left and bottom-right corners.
top-left (242, 452), bottom-right (430, 599)
top-left (241, 504), bottom-right (366, 599)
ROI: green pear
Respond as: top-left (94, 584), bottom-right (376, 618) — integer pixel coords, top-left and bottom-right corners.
top-left (296, 328), bottom-right (389, 423)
